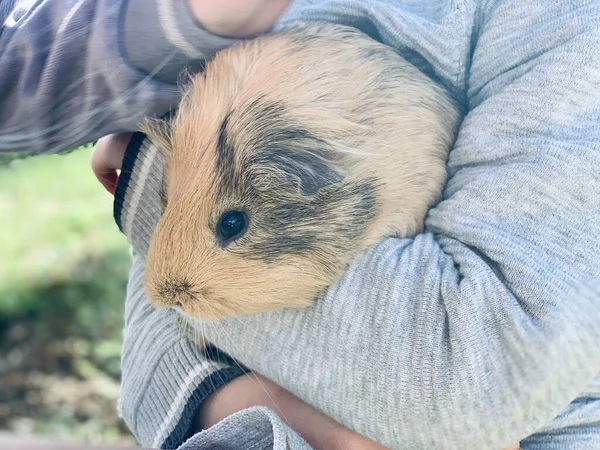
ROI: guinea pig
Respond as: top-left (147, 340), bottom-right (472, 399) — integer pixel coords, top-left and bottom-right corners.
top-left (142, 22), bottom-right (461, 322)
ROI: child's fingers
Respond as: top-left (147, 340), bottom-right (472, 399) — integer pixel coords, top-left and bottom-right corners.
top-left (95, 169), bottom-right (119, 195)
top-left (188, 0), bottom-right (293, 38)
top-left (91, 133), bottom-right (131, 195)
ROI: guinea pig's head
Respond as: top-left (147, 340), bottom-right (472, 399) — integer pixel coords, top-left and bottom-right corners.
top-left (142, 23), bottom-right (458, 321)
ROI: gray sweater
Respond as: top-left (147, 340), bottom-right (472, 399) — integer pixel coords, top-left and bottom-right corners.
top-left (1, 1), bottom-right (599, 449)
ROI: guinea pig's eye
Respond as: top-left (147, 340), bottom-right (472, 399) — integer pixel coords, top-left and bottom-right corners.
top-left (217, 210), bottom-right (248, 244)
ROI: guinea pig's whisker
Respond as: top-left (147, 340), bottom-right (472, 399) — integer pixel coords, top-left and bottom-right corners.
top-left (333, 144), bottom-right (378, 157)
top-left (204, 318), bottom-right (246, 386)
top-left (203, 305), bottom-right (289, 426)
top-left (201, 323), bottom-right (228, 394)
top-left (175, 315), bottom-right (227, 394)
top-left (230, 315), bottom-right (268, 341)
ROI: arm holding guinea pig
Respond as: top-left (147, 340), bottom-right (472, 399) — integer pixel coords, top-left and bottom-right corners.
top-left (113, 2), bottom-right (600, 450)
top-left (0, 0), bottom-right (290, 154)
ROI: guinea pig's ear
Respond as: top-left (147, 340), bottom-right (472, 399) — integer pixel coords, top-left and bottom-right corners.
top-left (141, 117), bottom-right (173, 155)
top-left (251, 142), bottom-right (345, 197)
top-left (272, 150), bottom-right (345, 196)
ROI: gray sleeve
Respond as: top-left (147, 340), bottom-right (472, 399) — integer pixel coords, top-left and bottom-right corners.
top-left (113, 1), bottom-right (600, 449)
top-left (0, 0), bottom-right (237, 154)
top-left (176, 406), bottom-right (312, 450)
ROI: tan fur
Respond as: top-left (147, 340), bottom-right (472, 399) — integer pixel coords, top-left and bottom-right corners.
top-left (143, 23), bottom-right (461, 322)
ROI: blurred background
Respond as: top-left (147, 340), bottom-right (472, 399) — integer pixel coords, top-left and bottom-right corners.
top-left (0, 148), bottom-right (136, 446)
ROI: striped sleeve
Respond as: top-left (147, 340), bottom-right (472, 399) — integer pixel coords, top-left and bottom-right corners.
top-left (0, 0), bottom-right (235, 154)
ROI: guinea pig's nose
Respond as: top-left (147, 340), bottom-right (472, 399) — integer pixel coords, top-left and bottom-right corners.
top-left (159, 279), bottom-right (195, 307)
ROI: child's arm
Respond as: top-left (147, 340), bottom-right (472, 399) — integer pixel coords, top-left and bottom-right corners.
top-left (99, 133), bottom-right (519, 450)
top-left (114, 1), bottom-right (600, 449)
top-left (0, 0), bottom-right (289, 154)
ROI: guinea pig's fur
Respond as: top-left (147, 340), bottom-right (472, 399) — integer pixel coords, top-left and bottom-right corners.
top-left (143, 22), bottom-right (461, 322)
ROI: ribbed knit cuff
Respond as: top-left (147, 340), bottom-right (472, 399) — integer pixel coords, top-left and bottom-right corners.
top-left (114, 132), bottom-right (248, 449)
top-left (113, 132), bottom-right (142, 232)
top-left (129, 339), bottom-right (248, 449)
top-left (113, 131), bottom-right (164, 256)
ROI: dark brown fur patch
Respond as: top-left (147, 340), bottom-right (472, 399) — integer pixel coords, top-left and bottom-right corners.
top-left (216, 111), bottom-right (239, 189)
top-left (245, 179), bottom-right (379, 262)
top-left (211, 97), bottom-right (376, 262)
top-left (213, 176), bottom-right (379, 262)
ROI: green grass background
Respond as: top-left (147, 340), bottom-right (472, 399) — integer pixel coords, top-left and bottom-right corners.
top-left (0, 149), bottom-right (135, 445)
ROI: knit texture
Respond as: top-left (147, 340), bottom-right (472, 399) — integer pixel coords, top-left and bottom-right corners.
top-left (175, 406), bottom-right (312, 450)
top-left (113, 1), bottom-right (600, 449)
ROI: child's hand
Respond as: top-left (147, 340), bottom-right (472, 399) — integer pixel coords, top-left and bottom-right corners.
top-left (196, 372), bottom-right (387, 450)
top-left (91, 133), bottom-right (131, 195)
top-left (188, 0), bottom-right (293, 38)
top-left (196, 372), bottom-right (521, 450)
